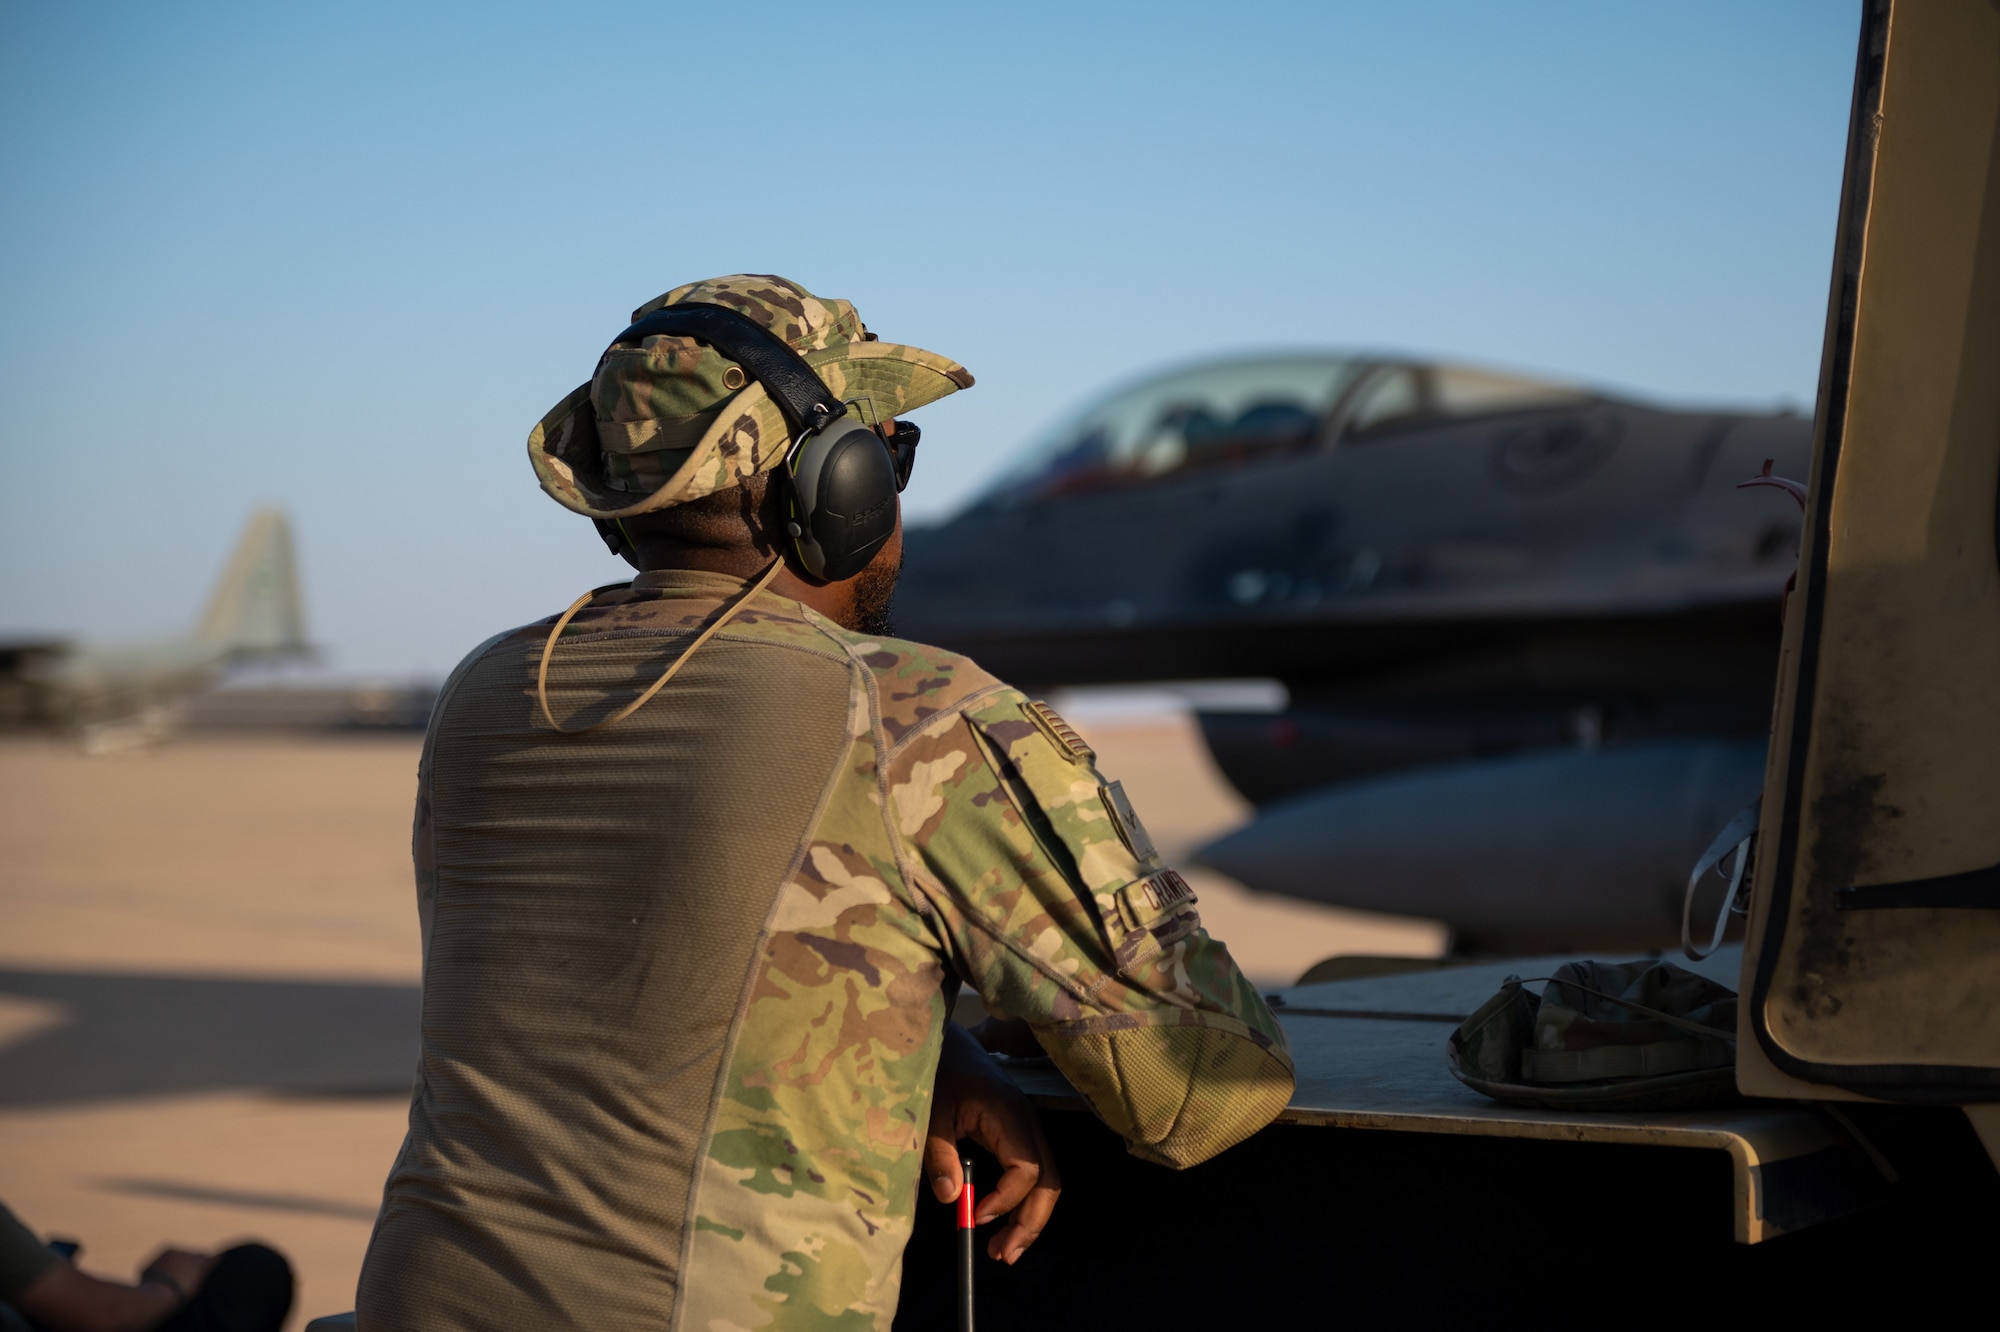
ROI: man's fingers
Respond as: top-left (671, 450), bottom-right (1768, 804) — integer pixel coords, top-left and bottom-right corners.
top-left (974, 1151), bottom-right (1041, 1224)
top-left (922, 1126), bottom-right (964, 1204)
top-left (968, 1095), bottom-right (1042, 1222)
top-left (966, 1099), bottom-right (1063, 1263)
top-left (990, 1112), bottom-right (1062, 1262)
top-left (927, 1018), bottom-right (1063, 1259)
top-left (986, 1176), bottom-right (1060, 1264)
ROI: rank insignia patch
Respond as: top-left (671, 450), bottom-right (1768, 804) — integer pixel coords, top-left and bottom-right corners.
top-left (1026, 699), bottom-right (1095, 765)
top-left (1099, 779), bottom-right (1159, 866)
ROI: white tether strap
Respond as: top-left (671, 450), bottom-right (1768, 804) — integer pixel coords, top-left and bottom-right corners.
top-left (1682, 796), bottom-right (1763, 961)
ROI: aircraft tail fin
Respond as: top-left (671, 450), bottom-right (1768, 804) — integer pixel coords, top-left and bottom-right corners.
top-left (194, 507), bottom-right (310, 657)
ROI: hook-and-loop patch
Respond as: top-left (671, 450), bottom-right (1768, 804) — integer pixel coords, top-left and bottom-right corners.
top-left (1026, 699), bottom-right (1096, 765)
top-left (1098, 780), bottom-right (1159, 867)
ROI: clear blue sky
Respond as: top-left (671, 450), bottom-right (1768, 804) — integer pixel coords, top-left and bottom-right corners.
top-left (0, 1), bottom-right (1860, 677)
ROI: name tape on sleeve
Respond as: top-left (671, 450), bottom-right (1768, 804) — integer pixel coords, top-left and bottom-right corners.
top-left (1115, 868), bottom-right (1198, 931)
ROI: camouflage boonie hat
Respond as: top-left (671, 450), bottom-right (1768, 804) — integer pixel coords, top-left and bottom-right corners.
top-left (1447, 959), bottom-right (1739, 1111)
top-left (527, 275), bottom-right (974, 519)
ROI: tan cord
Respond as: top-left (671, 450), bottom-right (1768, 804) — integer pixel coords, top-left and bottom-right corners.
top-left (536, 558), bottom-right (786, 735)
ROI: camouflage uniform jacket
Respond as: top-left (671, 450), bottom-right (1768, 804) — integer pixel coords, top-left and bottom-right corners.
top-left (358, 569), bottom-right (1293, 1332)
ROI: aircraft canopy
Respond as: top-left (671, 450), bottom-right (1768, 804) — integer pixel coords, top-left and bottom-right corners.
top-left (982, 354), bottom-right (1587, 504)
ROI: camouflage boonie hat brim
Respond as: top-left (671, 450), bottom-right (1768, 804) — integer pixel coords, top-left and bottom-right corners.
top-left (528, 275), bottom-right (974, 520)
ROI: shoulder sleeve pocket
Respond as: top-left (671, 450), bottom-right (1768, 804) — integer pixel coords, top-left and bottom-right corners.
top-left (966, 697), bottom-right (1202, 986)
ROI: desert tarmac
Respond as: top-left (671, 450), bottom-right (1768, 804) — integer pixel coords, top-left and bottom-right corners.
top-left (0, 710), bottom-right (1442, 1328)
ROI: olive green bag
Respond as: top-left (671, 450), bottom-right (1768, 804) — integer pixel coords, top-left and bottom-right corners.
top-left (1448, 960), bottom-right (1738, 1111)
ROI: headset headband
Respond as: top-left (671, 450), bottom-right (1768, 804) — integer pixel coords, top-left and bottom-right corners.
top-left (602, 302), bottom-right (849, 439)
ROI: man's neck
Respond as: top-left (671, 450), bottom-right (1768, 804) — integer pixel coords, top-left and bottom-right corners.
top-left (638, 548), bottom-right (858, 628)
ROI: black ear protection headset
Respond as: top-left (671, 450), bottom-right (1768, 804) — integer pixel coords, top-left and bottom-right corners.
top-left (589, 303), bottom-right (920, 581)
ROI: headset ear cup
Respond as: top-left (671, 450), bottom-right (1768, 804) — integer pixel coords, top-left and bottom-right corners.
top-left (595, 518), bottom-right (634, 565)
top-left (787, 419), bottom-right (900, 582)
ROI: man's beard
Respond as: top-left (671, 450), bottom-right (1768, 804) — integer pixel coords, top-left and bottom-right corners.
top-left (849, 549), bottom-right (903, 637)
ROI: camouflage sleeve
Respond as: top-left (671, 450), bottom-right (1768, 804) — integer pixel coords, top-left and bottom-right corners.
top-left (884, 688), bottom-right (1294, 1168)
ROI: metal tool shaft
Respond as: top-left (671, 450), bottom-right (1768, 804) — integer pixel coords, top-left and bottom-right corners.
top-left (956, 1152), bottom-right (975, 1332)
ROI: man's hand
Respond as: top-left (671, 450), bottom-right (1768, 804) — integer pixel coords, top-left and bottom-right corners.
top-left (925, 1020), bottom-right (1061, 1264)
top-left (14, 1245), bottom-right (215, 1332)
top-left (138, 1248), bottom-right (216, 1307)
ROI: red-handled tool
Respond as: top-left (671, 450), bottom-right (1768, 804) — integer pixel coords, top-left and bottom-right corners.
top-left (957, 1152), bottom-right (976, 1332)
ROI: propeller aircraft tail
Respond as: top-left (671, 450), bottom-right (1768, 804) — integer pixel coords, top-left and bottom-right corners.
top-left (194, 507), bottom-right (310, 659)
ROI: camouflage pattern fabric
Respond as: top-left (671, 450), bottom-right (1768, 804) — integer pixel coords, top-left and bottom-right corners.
top-left (529, 276), bottom-right (974, 520)
top-left (380, 573), bottom-right (1292, 1331)
top-left (668, 580), bottom-right (1292, 1329)
top-left (1448, 959), bottom-right (1738, 1111)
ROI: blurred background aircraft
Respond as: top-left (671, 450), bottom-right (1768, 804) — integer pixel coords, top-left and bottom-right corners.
top-left (0, 508), bottom-right (312, 749)
top-left (895, 352), bottom-right (1812, 949)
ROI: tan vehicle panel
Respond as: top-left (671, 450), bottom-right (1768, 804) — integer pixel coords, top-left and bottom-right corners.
top-left (1742, 0), bottom-right (2000, 1092)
